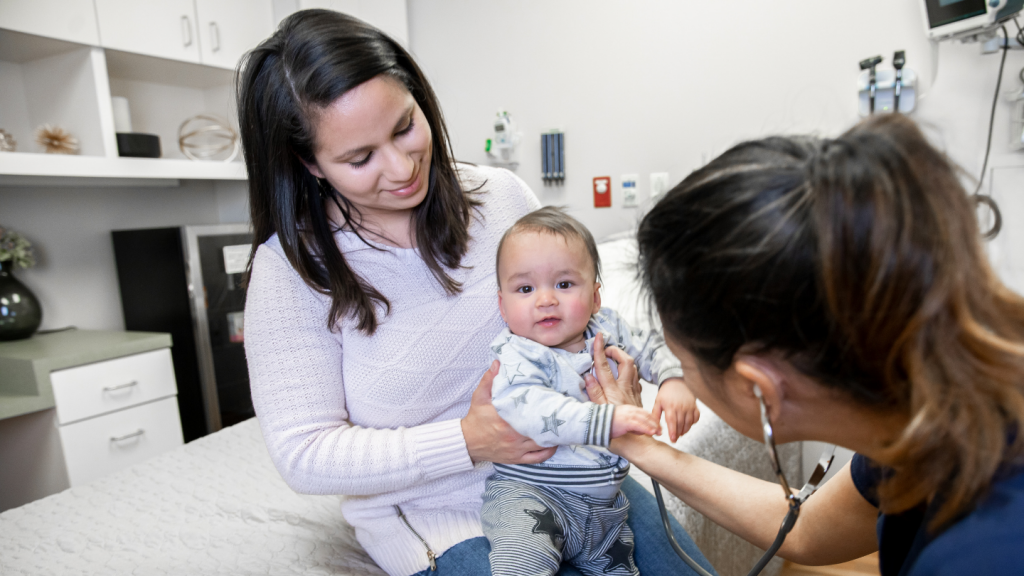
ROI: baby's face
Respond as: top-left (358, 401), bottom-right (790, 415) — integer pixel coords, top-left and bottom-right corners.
top-left (497, 231), bottom-right (600, 352)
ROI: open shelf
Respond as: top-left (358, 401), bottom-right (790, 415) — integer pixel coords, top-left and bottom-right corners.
top-left (0, 152), bottom-right (245, 186)
top-left (0, 27), bottom-right (245, 185)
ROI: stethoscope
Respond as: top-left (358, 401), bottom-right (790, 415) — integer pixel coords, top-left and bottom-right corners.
top-left (651, 387), bottom-right (837, 576)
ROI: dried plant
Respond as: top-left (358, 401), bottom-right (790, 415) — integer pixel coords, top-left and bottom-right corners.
top-left (35, 124), bottom-right (79, 155)
top-left (0, 227), bottom-right (35, 269)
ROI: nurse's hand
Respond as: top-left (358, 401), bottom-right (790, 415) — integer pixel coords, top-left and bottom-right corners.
top-left (462, 360), bottom-right (558, 465)
top-left (585, 333), bottom-right (643, 408)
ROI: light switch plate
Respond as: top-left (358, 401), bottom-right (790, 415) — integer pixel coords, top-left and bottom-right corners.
top-left (650, 172), bottom-right (670, 201)
top-left (622, 173), bottom-right (638, 208)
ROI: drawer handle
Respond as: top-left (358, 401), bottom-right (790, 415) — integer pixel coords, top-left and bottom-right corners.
top-left (102, 380), bottom-right (139, 393)
top-left (110, 429), bottom-right (145, 442)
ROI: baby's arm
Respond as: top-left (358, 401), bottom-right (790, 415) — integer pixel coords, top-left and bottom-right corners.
top-left (597, 309), bottom-right (699, 442)
top-left (491, 336), bottom-right (658, 448)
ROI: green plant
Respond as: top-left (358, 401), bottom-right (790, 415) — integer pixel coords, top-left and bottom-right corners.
top-left (0, 227), bottom-right (35, 269)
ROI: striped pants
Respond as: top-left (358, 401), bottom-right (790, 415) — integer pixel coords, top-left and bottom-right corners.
top-left (481, 476), bottom-right (640, 576)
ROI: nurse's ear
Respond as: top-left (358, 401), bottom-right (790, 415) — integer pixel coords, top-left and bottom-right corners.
top-left (733, 356), bottom-right (786, 424)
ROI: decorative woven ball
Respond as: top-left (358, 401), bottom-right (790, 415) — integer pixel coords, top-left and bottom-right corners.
top-left (0, 129), bottom-right (15, 152)
top-left (178, 114), bottom-right (239, 162)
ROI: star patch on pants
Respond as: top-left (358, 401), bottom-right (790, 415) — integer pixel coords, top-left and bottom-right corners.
top-left (604, 538), bottom-right (633, 572)
top-left (525, 507), bottom-right (564, 547)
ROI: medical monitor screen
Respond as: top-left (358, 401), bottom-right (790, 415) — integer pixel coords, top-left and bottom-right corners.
top-left (925, 0), bottom-right (987, 28)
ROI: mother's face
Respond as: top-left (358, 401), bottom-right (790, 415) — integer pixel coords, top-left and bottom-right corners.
top-left (304, 75), bottom-right (433, 222)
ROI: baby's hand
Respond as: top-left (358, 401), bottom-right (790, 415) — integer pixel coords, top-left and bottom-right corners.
top-left (610, 404), bottom-right (661, 439)
top-left (652, 378), bottom-right (700, 443)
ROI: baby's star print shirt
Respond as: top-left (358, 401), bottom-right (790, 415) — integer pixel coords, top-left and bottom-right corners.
top-left (489, 307), bottom-right (683, 498)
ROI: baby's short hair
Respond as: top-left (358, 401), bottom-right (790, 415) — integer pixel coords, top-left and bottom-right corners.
top-left (496, 206), bottom-right (601, 287)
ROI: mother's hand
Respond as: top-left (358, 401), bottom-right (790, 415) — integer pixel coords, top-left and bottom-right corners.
top-left (461, 361), bottom-right (558, 465)
top-left (584, 333), bottom-right (643, 407)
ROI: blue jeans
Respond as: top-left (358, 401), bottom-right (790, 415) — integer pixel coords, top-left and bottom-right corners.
top-left (411, 476), bottom-right (716, 576)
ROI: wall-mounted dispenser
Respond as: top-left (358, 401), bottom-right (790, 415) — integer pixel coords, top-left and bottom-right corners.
top-left (485, 110), bottom-right (521, 170)
top-left (541, 130), bottom-right (565, 183)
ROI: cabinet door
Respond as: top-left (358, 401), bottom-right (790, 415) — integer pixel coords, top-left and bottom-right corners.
top-left (94, 0), bottom-right (201, 63)
top-left (0, 0), bottom-right (100, 45)
top-left (194, 0), bottom-right (274, 69)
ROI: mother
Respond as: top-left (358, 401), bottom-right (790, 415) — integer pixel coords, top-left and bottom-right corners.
top-left (593, 114), bottom-right (1024, 575)
top-left (238, 10), bottom-right (709, 576)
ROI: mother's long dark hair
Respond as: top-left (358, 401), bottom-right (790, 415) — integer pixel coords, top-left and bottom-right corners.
top-left (638, 114), bottom-right (1024, 530)
top-left (237, 9), bottom-right (475, 333)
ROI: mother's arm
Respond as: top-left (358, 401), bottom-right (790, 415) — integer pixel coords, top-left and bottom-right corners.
top-left (246, 246), bottom-right (552, 497)
top-left (462, 361), bottom-right (557, 463)
top-left (586, 339), bottom-right (879, 566)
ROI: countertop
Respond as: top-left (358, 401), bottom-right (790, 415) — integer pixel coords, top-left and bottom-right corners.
top-left (0, 329), bottom-right (172, 420)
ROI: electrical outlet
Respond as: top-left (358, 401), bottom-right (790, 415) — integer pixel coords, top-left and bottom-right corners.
top-left (593, 176), bottom-right (611, 208)
top-left (621, 174), bottom-right (638, 208)
top-left (650, 172), bottom-right (670, 201)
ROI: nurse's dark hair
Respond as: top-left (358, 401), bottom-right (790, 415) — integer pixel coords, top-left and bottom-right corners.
top-left (638, 114), bottom-right (1024, 531)
top-left (495, 206), bottom-right (601, 288)
top-left (237, 9), bottom-right (477, 334)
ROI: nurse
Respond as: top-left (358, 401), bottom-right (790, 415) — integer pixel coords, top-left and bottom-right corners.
top-left (586, 114), bottom-right (1024, 575)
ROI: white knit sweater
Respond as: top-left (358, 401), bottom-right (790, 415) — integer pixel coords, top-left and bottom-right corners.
top-left (244, 164), bottom-right (541, 576)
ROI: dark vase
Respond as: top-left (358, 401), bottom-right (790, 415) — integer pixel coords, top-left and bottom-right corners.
top-left (0, 259), bottom-right (42, 341)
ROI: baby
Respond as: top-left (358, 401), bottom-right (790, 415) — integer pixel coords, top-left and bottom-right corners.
top-left (481, 206), bottom-right (700, 576)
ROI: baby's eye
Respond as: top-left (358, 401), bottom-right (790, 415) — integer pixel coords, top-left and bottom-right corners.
top-left (556, 281), bottom-right (573, 289)
top-left (517, 286), bottom-right (534, 294)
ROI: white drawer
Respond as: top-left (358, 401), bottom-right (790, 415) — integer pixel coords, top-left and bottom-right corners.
top-left (57, 396), bottom-right (184, 487)
top-left (50, 348), bottom-right (177, 425)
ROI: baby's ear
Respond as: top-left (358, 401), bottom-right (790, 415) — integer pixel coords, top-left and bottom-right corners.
top-left (497, 289), bottom-right (508, 322)
top-left (592, 281), bottom-right (602, 312)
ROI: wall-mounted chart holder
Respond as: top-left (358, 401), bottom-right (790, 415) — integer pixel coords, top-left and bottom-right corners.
top-left (541, 131), bottom-right (565, 183)
top-left (857, 68), bottom-right (918, 116)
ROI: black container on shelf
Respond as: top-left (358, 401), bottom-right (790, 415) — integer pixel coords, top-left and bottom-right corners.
top-left (112, 224), bottom-right (253, 442)
top-left (115, 133), bottom-right (161, 158)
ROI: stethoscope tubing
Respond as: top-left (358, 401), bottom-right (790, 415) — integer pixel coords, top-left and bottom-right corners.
top-left (651, 391), bottom-right (836, 576)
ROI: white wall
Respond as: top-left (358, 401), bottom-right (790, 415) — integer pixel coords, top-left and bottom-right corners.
top-left (0, 181), bottom-right (248, 331)
top-left (408, 0), bottom-right (1024, 246)
top-left (7, 1), bottom-right (1024, 332)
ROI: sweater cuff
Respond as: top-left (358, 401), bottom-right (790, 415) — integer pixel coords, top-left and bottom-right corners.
top-left (658, 369), bottom-right (684, 387)
top-left (414, 419), bottom-right (475, 481)
top-left (585, 404), bottom-right (615, 447)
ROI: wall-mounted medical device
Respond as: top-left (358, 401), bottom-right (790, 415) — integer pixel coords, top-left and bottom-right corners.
top-left (921, 0), bottom-right (1024, 42)
top-left (485, 110), bottom-right (521, 170)
top-left (857, 52), bottom-right (918, 116)
top-left (541, 130), bottom-right (565, 182)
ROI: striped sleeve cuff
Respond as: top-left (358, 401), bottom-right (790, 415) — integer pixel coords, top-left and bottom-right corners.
top-left (414, 419), bottom-right (475, 481)
top-left (585, 404), bottom-right (615, 447)
top-left (657, 368), bottom-right (684, 386)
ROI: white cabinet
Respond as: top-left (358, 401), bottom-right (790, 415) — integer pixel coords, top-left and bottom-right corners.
top-left (0, 331), bottom-right (182, 511)
top-left (49, 348), bottom-right (184, 486)
top-left (0, 0), bottom-right (100, 45)
top-left (94, 0), bottom-right (273, 69)
top-left (94, 0), bottom-right (202, 64)
top-left (195, 0), bottom-right (274, 69)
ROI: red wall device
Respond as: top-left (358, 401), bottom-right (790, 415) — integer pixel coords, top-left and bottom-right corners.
top-left (593, 176), bottom-right (612, 208)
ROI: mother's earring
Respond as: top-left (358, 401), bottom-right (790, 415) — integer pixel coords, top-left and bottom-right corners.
top-left (317, 177), bottom-right (333, 200)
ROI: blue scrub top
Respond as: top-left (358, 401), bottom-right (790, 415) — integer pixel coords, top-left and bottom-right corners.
top-left (850, 453), bottom-right (1024, 576)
